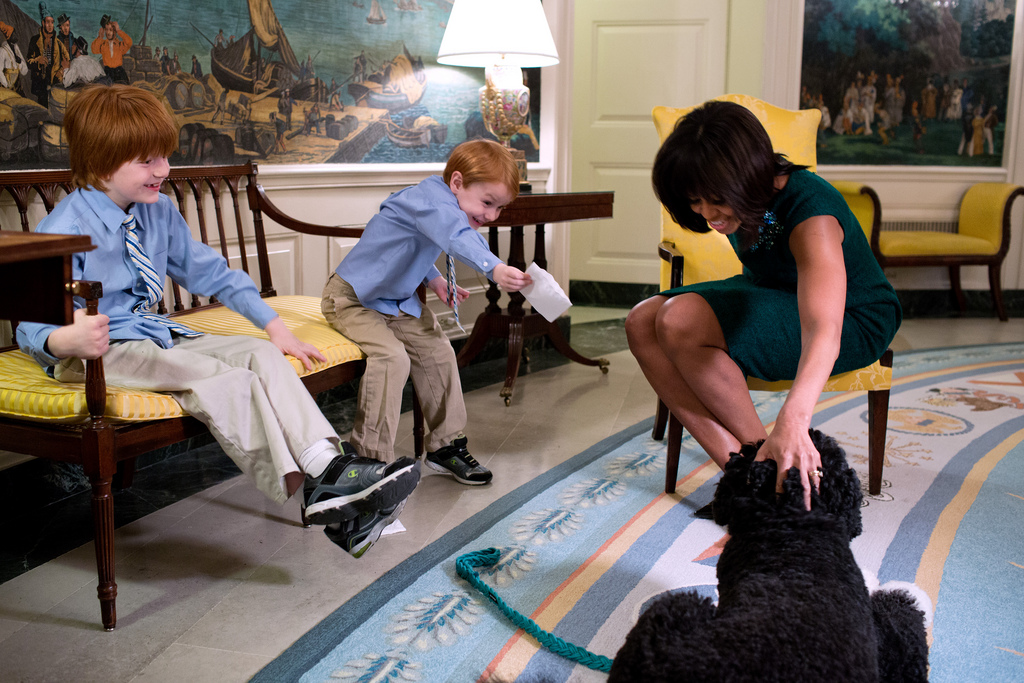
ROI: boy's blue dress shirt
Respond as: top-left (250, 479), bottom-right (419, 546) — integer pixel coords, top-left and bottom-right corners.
top-left (17, 187), bottom-right (277, 370)
top-left (336, 175), bottom-right (499, 318)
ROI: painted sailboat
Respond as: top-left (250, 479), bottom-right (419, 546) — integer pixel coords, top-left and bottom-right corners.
top-left (367, 0), bottom-right (386, 24)
top-left (208, 0), bottom-right (325, 100)
top-left (347, 45), bottom-right (426, 112)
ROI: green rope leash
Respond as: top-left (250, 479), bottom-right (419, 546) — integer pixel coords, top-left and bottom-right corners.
top-left (455, 547), bottom-right (614, 673)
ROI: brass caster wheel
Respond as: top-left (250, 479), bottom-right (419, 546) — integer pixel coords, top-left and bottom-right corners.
top-left (504, 396), bottom-right (511, 407)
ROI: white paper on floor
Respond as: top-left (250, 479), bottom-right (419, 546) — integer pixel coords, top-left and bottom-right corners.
top-left (381, 519), bottom-right (406, 536)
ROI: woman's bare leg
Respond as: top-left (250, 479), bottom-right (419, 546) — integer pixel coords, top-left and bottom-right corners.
top-left (626, 294), bottom-right (766, 468)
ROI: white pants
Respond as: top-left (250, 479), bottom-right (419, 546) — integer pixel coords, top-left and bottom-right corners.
top-left (56, 335), bottom-right (338, 503)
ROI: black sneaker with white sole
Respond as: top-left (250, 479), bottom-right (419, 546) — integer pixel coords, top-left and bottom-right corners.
top-left (302, 442), bottom-right (420, 525)
top-left (425, 435), bottom-right (492, 485)
top-left (324, 499), bottom-right (407, 558)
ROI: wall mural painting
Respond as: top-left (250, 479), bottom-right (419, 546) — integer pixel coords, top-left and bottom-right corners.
top-left (801, 0), bottom-right (1015, 166)
top-left (0, 0), bottom-right (542, 168)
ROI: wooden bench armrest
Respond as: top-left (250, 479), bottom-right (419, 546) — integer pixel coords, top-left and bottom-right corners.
top-left (67, 280), bottom-right (107, 422)
top-left (247, 181), bottom-right (364, 239)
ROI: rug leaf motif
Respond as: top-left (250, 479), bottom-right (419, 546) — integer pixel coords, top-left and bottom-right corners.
top-left (558, 478), bottom-right (626, 508)
top-left (330, 652), bottom-right (422, 681)
top-left (604, 450), bottom-right (663, 478)
top-left (385, 590), bottom-right (484, 652)
top-left (510, 508), bottom-right (584, 545)
top-left (478, 545), bottom-right (537, 587)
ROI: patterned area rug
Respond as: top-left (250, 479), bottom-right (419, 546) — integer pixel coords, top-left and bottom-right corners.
top-left (253, 344), bottom-right (1024, 683)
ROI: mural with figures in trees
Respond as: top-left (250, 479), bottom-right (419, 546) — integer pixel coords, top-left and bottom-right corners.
top-left (801, 0), bottom-right (1015, 166)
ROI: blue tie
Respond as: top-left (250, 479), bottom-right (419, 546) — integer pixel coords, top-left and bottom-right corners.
top-left (123, 213), bottom-right (202, 338)
top-left (446, 253), bottom-right (465, 333)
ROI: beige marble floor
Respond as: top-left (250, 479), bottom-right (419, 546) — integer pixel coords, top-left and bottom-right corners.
top-left (0, 315), bottom-right (1020, 682)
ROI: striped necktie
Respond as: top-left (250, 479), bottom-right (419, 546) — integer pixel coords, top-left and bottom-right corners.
top-left (446, 253), bottom-right (465, 333)
top-left (123, 213), bottom-right (202, 338)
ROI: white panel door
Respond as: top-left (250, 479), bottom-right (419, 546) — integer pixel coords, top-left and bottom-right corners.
top-left (570, 0), bottom-right (727, 285)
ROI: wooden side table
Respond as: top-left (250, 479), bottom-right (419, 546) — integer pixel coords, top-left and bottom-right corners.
top-left (0, 231), bottom-right (96, 325)
top-left (455, 191), bottom-right (614, 405)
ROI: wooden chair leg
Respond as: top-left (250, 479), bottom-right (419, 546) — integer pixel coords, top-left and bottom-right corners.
top-left (866, 349), bottom-right (893, 496)
top-left (867, 387), bottom-right (890, 496)
top-left (948, 265), bottom-right (966, 315)
top-left (89, 474), bottom-right (118, 630)
top-left (652, 399), bottom-right (668, 441)
top-left (989, 263), bottom-right (1008, 322)
top-left (665, 414), bottom-right (682, 494)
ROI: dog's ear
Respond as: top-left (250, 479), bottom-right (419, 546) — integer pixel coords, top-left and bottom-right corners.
top-left (711, 443), bottom-right (759, 526)
top-left (712, 441), bottom-right (780, 526)
top-left (808, 429), bottom-right (864, 538)
top-left (711, 451), bottom-right (746, 526)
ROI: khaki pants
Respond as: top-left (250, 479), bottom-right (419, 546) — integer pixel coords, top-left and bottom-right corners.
top-left (321, 273), bottom-right (466, 462)
top-left (55, 335), bottom-right (338, 503)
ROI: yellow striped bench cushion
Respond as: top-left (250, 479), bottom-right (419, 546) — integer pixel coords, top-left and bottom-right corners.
top-left (175, 296), bottom-right (364, 377)
top-left (0, 295), bottom-right (363, 424)
top-left (0, 349), bottom-right (189, 423)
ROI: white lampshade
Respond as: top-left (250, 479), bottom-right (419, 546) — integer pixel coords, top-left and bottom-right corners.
top-left (437, 0), bottom-right (559, 68)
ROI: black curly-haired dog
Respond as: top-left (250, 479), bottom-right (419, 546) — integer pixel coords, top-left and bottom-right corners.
top-left (608, 429), bottom-right (929, 683)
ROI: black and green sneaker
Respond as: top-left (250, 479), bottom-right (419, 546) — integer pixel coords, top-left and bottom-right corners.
top-left (324, 499), bottom-right (407, 558)
top-left (425, 435), bottom-right (492, 485)
top-left (302, 442), bottom-right (420, 525)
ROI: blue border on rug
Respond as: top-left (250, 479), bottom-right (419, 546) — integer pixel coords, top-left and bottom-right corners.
top-left (251, 417), bottom-right (657, 682)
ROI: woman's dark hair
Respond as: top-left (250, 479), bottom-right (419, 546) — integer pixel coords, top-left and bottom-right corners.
top-left (652, 100), bottom-right (807, 248)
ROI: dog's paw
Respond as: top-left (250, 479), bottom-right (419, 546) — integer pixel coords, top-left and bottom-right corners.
top-left (875, 580), bottom-right (934, 628)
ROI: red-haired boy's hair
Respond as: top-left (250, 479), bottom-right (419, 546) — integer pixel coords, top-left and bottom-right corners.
top-left (64, 85), bottom-right (179, 191)
top-left (443, 139), bottom-right (520, 201)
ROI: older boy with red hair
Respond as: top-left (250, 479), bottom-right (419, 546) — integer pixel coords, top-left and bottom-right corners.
top-left (17, 85), bottom-right (419, 557)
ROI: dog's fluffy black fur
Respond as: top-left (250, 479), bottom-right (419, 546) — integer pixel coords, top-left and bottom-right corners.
top-left (608, 430), bottom-right (928, 683)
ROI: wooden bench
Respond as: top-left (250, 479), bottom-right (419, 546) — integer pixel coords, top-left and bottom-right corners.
top-left (0, 161), bottom-right (424, 631)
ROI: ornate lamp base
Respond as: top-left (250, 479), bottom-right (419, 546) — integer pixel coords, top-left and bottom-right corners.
top-left (480, 65), bottom-right (531, 181)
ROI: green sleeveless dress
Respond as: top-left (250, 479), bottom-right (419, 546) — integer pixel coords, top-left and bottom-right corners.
top-left (661, 170), bottom-right (901, 381)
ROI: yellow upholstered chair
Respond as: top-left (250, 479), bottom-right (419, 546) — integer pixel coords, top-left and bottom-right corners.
top-left (865, 183), bottom-right (1023, 321)
top-left (651, 95), bottom-right (893, 496)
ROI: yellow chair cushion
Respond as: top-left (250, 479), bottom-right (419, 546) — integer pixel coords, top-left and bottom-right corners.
top-left (878, 231), bottom-right (997, 257)
top-left (653, 95), bottom-right (820, 171)
top-left (957, 182), bottom-right (1020, 244)
top-left (653, 95), bottom-right (821, 288)
top-left (828, 181), bottom-right (876, 243)
top-left (0, 295), bottom-right (363, 424)
top-left (747, 359), bottom-right (891, 393)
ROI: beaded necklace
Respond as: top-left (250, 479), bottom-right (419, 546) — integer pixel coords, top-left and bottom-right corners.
top-left (748, 210), bottom-right (783, 252)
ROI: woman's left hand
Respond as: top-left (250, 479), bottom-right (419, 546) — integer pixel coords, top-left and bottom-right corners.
top-left (754, 418), bottom-right (822, 510)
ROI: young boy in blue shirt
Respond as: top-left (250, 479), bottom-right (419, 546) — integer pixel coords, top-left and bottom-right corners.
top-left (321, 139), bottom-right (531, 495)
top-left (16, 85), bottom-right (418, 558)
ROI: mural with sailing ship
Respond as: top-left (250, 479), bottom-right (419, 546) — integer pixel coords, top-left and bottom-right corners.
top-left (0, 0), bottom-right (542, 167)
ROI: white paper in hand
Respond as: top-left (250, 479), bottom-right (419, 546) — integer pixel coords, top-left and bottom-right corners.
top-left (521, 262), bottom-right (572, 322)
